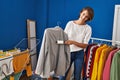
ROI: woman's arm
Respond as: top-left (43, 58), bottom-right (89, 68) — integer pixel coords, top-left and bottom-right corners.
top-left (65, 40), bottom-right (88, 48)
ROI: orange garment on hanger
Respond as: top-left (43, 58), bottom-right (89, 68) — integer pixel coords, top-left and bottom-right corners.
top-left (91, 44), bottom-right (108, 80)
top-left (13, 50), bottom-right (32, 77)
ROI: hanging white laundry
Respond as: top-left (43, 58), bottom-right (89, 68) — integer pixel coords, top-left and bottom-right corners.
top-left (0, 56), bottom-right (14, 80)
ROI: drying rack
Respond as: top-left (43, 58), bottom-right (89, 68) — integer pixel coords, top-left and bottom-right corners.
top-left (0, 38), bottom-right (40, 80)
top-left (14, 38), bottom-right (40, 53)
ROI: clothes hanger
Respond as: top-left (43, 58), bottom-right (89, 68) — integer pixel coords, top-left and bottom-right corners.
top-left (55, 21), bottom-right (62, 29)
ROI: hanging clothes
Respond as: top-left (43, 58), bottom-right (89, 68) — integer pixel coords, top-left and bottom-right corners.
top-left (110, 50), bottom-right (120, 80)
top-left (97, 46), bottom-right (114, 80)
top-left (13, 50), bottom-right (32, 77)
top-left (0, 56), bottom-right (14, 80)
top-left (85, 44), bottom-right (99, 78)
top-left (35, 26), bottom-right (70, 78)
top-left (91, 44), bottom-right (108, 80)
top-left (103, 48), bottom-right (120, 80)
top-left (85, 37), bottom-right (120, 80)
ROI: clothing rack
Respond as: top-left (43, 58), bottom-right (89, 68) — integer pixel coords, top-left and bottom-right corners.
top-left (0, 49), bottom-right (30, 80)
top-left (14, 38), bottom-right (40, 52)
top-left (90, 37), bottom-right (120, 45)
top-left (85, 37), bottom-right (120, 80)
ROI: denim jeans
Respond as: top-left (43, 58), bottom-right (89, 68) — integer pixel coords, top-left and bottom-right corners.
top-left (59, 50), bottom-right (84, 80)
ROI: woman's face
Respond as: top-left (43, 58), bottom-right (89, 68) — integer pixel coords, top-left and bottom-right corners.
top-left (79, 10), bottom-right (90, 22)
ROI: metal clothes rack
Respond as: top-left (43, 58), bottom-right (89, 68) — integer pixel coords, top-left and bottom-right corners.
top-left (90, 37), bottom-right (120, 46)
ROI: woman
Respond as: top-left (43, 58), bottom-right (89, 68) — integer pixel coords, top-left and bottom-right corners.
top-left (59, 7), bottom-right (94, 80)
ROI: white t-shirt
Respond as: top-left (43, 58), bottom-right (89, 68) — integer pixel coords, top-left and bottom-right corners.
top-left (64, 21), bottom-right (92, 52)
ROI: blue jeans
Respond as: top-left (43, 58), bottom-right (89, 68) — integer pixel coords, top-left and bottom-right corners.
top-left (59, 50), bottom-right (84, 80)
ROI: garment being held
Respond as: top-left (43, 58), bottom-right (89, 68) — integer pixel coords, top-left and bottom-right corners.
top-left (35, 26), bottom-right (70, 78)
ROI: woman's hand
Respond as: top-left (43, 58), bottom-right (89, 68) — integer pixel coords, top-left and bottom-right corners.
top-left (65, 40), bottom-right (75, 45)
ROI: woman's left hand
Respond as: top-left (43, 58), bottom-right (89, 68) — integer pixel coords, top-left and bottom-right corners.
top-left (65, 40), bottom-right (75, 45)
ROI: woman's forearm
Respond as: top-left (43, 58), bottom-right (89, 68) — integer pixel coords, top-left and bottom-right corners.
top-left (65, 40), bottom-right (88, 48)
top-left (72, 41), bottom-right (88, 48)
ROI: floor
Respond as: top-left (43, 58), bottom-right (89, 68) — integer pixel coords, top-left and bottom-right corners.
top-left (20, 74), bottom-right (59, 80)
top-left (20, 74), bottom-right (41, 80)
top-left (2, 72), bottom-right (59, 80)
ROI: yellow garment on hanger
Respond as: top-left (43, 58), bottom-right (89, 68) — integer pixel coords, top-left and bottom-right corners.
top-left (91, 44), bottom-right (108, 80)
top-left (13, 50), bottom-right (32, 77)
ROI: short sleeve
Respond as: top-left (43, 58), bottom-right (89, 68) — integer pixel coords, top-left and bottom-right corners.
top-left (64, 21), bottom-right (72, 34)
top-left (83, 25), bottom-right (92, 44)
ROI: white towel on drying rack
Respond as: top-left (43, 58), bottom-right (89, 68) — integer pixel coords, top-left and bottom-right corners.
top-left (0, 56), bottom-right (14, 80)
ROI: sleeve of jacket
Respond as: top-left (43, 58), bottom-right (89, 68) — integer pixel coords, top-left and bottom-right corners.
top-left (35, 29), bottom-right (48, 75)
